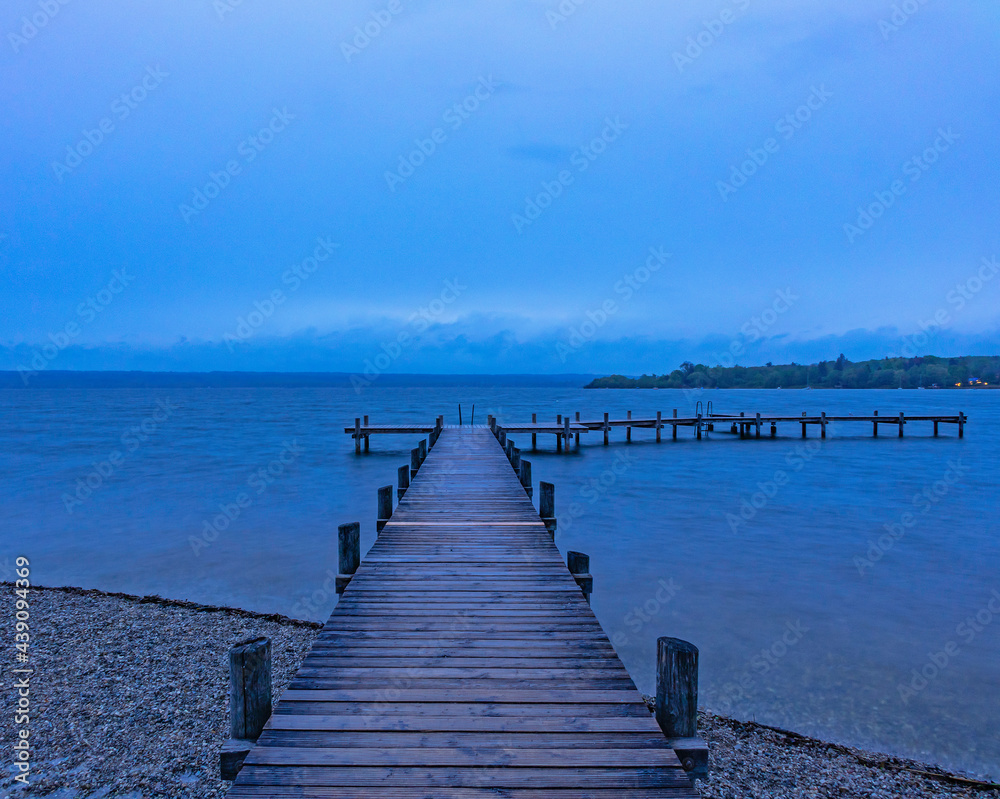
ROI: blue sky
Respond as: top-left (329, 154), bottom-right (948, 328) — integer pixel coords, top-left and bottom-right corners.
top-left (2, 0), bottom-right (999, 375)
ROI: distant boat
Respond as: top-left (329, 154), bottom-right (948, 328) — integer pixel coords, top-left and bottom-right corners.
top-left (802, 386), bottom-right (812, 390)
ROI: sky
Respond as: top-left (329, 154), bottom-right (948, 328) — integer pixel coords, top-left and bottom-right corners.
top-left (2, 0), bottom-right (999, 376)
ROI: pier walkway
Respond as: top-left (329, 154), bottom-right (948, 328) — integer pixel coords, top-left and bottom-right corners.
top-left (228, 426), bottom-right (698, 798)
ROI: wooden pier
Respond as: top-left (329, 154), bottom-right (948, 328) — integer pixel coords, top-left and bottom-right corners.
top-left (347, 407), bottom-right (965, 452)
top-left (227, 426), bottom-right (700, 797)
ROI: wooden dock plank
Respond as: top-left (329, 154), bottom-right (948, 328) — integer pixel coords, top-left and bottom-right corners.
top-left (228, 426), bottom-right (697, 797)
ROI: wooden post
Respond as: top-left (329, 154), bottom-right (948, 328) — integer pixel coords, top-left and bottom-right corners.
top-left (933, 419), bottom-right (939, 437)
top-left (376, 485), bottom-right (392, 533)
top-left (755, 412), bottom-right (762, 439)
top-left (627, 410), bottom-right (632, 442)
top-left (959, 411), bottom-right (965, 438)
top-left (511, 446), bottom-right (520, 474)
top-left (410, 447), bottom-right (420, 479)
top-left (354, 417), bottom-right (361, 454)
top-left (873, 410), bottom-right (879, 438)
top-left (499, 430), bottom-right (507, 448)
top-left (530, 413), bottom-right (537, 450)
top-left (801, 411), bottom-right (807, 439)
top-left (397, 464), bottom-right (409, 500)
top-left (655, 637), bottom-right (708, 781)
top-left (672, 409), bottom-right (677, 441)
top-left (739, 411), bottom-right (745, 440)
top-left (221, 637), bottom-right (271, 780)
top-left (419, 438), bottom-right (428, 464)
top-left (820, 412), bottom-right (827, 439)
top-left (603, 412), bottom-right (609, 445)
top-left (470, 404), bottom-right (475, 426)
top-left (770, 422), bottom-right (777, 438)
top-left (363, 415), bottom-right (369, 452)
top-left (564, 415), bottom-right (571, 450)
top-left (556, 415), bottom-right (563, 453)
top-left (336, 521), bottom-right (360, 594)
top-left (655, 410), bottom-right (662, 442)
top-left (567, 551), bottom-right (592, 603)
top-left (898, 412), bottom-right (905, 438)
top-left (539, 481), bottom-right (556, 536)
top-left (696, 413), bottom-right (702, 440)
top-left (458, 403), bottom-right (463, 426)
top-left (520, 459), bottom-right (532, 498)
top-left (575, 412), bottom-right (581, 446)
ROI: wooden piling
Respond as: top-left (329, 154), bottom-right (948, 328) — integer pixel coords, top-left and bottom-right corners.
top-left (354, 417), bottom-right (361, 454)
top-left (934, 419), bottom-right (939, 437)
top-left (458, 404), bottom-right (463, 426)
top-left (696, 413), bottom-right (702, 440)
top-left (959, 411), bottom-right (965, 438)
top-left (532, 413), bottom-right (537, 450)
top-left (376, 485), bottom-right (392, 533)
top-left (410, 447), bottom-right (420, 479)
top-left (511, 446), bottom-right (521, 474)
top-left (556, 415), bottom-right (563, 452)
top-left (603, 412), bottom-right (610, 445)
top-left (898, 412), bottom-right (905, 438)
top-left (539, 481), bottom-right (556, 536)
top-left (655, 637), bottom-right (708, 781)
top-left (575, 412), bottom-right (581, 445)
top-left (397, 464), bottom-right (409, 500)
top-left (739, 412), bottom-right (746, 440)
top-left (756, 412), bottom-right (762, 439)
top-left (873, 410), bottom-right (879, 438)
top-left (770, 422), bottom-right (777, 438)
top-left (655, 410), bottom-right (662, 442)
top-left (221, 636), bottom-right (272, 780)
top-left (801, 411), bottom-right (807, 439)
top-left (672, 409), bottom-right (677, 441)
top-left (499, 430), bottom-right (507, 447)
top-left (520, 458), bottom-right (532, 498)
top-left (419, 438), bottom-right (428, 463)
top-left (336, 522), bottom-right (360, 594)
top-left (363, 415), bottom-right (369, 452)
top-left (820, 412), bottom-right (827, 439)
top-left (567, 551), bottom-right (593, 603)
top-left (564, 415), bottom-right (571, 449)
top-left (627, 410), bottom-right (632, 442)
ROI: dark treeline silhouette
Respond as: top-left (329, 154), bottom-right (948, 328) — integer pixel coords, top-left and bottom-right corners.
top-left (586, 355), bottom-right (1000, 390)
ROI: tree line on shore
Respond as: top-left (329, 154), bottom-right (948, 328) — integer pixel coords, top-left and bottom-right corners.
top-left (585, 355), bottom-right (1000, 390)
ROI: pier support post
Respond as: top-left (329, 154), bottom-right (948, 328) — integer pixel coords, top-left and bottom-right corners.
top-left (354, 418), bottom-right (361, 454)
top-left (520, 459), bottom-right (532, 498)
top-left (575, 412), bottom-right (581, 446)
top-left (410, 447), bottom-right (420, 479)
top-left (739, 412), bottom-right (746, 440)
top-left (801, 411), bottom-right (807, 439)
top-left (696, 413), bottom-right (702, 440)
top-left (499, 430), bottom-right (507, 448)
top-left (511, 446), bottom-right (521, 474)
top-left (655, 637), bottom-right (708, 782)
top-left (567, 551), bottom-right (592, 603)
top-left (419, 438), bottom-right (428, 464)
top-left (627, 410), bottom-right (632, 442)
top-left (959, 411), bottom-right (965, 438)
top-left (397, 464), bottom-right (409, 500)
top-left (532, 413), bottom-right (537, 450)
top-left (672, 409), bottom-right (678, 440)
top-left (873, 410), bottom-right (878, 438)
top-left (564, 415), bottom-right (571, 450)
top-left (376, 485), bottom-right (392, 533)
top-left (820, 412), bottom-right (827, 439)
top-left (557, 415), bottom-right (563, 452)
top-left (934, 419), bottom-right (939, 437)
top-left (539, 481), bottom-right (556, 536)
top-left (603, 412), bottom-right (610, 445)
top-left (336, 522), bottom-right (360, 594)
top-left (654, 410), bottom-right (661, 442)
top-left (755, 413), bottom-right (762, 439)
top-left (221, 637), bottom-right (272, 780)
top-left (770, 422), bottom-right (777, 438)
top-left (363, 415), bottom-right (369, 452)
top-left (898, 412), bottom-right (905, 438)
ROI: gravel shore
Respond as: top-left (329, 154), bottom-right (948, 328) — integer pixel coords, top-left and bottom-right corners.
top-left (2, 585), bottom-right (997, 799)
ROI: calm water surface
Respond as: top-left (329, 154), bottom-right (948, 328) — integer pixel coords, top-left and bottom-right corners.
top-left (2, 387), bottom-right (997, 777)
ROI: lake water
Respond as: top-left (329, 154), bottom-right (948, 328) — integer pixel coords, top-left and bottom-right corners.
top-left (2, 386), bottom-right (997, 778)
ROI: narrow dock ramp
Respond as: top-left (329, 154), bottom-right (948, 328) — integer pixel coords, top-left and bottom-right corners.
top-left (228, 426), bottom-right (699, 798)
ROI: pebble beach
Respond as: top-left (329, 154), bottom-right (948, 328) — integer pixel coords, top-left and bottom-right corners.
top-left (3, 585), bottom-right (997, 799)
